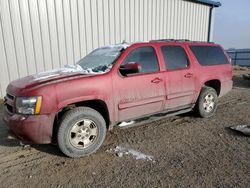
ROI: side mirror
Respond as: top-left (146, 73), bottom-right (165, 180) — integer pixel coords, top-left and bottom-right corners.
top-left (119, 62), bottom-right (141, 76)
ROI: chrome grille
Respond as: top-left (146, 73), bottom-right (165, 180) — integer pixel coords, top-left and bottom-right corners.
top-left (4, 93), bottom-right (15, 113)
top-left (6, 93), bottom-right (14, 100)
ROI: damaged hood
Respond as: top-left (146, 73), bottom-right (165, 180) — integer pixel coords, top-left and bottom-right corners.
top-left (8, 65), bottom-right (107, 90)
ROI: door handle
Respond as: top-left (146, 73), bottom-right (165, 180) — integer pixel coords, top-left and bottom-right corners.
top-left (151, 78), bottom-right (163, 84)
top-left (184, 73), bottom-right (193, 78)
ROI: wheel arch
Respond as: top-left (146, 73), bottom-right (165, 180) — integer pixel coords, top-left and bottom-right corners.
top-left (52, 99), bottom-right (110, 143)
top-left (203, 79), bottom-right (221, 96)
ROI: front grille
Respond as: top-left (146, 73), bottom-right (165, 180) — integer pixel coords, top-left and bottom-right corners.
top-left (6, 103), bottom-right (13, 113)
top-left (6, 93), bottom-right (14, 100)
top-left (4, 93), bottom-right (15, 113)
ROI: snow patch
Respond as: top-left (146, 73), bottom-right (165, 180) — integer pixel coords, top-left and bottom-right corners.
top-left (33, 73), bottom-right (60, 81)
top-left (104, 43), bottom-right (131, 49)
top-left (63, 64), bottom-right (112, 75)
top-left (117, 121), bottom-right (135, 127)
top-left (32, 64), bottom-right (110, 81)
top-left (230, 125), bottom-right (250, 136)
top-left (107, 145), bottom-right (156, 162)
top-left (63, 64), bottom-right (84, 72)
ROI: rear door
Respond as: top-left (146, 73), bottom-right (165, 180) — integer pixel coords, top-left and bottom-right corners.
top-left (160, 45), bottom-right (196, 109)
top-left (113, 45), bottom-right (165, 121)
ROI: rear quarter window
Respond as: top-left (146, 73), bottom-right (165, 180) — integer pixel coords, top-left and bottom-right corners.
top-left (190, 46), bottom-right (229, 66)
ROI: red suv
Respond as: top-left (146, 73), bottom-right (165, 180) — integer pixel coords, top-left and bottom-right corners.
top-left (3, 39), bottom-right (233, 157)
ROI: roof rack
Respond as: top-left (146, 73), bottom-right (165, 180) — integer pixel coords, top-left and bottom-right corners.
top-left (149, 39), bottom-right (214, 43)
top-left (149, 39), bottom-right (191, 42)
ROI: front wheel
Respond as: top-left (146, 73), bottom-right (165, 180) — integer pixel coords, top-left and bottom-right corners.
top-left (194, 86), bottom-right (218, 118)
top-left (57, 107), bottom-right (106, 158)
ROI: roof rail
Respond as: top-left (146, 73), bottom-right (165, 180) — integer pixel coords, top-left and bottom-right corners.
top-left (192, 40), bottom-right (215, 43)
top-left (149, 39), bottom-right (214, 43)
top-left (149, 39), bottom-right (191, 42)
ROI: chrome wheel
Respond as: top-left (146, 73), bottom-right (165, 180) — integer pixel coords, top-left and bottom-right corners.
top-left (203, 93), bottom-right (215, 113)
top-left (69, 119), bottom-right (98, 149)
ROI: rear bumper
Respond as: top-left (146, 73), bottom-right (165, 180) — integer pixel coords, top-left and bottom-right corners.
top-left (220, 80), bottom-right (233, 97)
top-left (2, 106), bottom-right (55, 144)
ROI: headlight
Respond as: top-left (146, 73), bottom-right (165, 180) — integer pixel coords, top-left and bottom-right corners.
top-left (16, 96), bottom-right (42, 115)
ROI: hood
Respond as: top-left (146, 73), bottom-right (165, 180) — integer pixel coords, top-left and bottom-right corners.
top-left (8, 65), bottom-right (107, 90)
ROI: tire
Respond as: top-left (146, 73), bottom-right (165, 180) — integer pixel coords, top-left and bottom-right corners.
top-left (194, 86), bottom-right (218, 118)
top-left (57, 107), bottom-right (106, 158)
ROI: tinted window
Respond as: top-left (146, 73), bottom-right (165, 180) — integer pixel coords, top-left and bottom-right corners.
top-left (190, 46), bottom-right (229, 66)
top-left (122, 46), bottom-right (159, 73)
top-left (161, 46), bottom-right (189, 70)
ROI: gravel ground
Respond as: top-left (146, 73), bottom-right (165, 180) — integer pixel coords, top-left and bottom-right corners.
top-left (0, 69), bottom-right (249, 188)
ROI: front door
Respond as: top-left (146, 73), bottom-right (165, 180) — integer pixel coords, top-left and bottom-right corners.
top-left (113, 46), bottom-right (165, 121)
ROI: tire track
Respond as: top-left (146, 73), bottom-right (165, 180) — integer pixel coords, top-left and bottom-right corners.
top-left (0, 148), bottom-right (45, 170)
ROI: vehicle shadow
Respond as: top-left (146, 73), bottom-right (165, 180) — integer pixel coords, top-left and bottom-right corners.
top-left (0, 123), bottom-right (64, 157)
top-left (0, 136), bottom-right (21, 147)
top-left (0, 134), bottom-right (65, 157)
top-left (32, 144), bottom-right (65, 157)
top-left (0, 113), bottom-right (21, 148)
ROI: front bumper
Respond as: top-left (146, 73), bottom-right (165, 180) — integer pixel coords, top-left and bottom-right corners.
top-left (2, 105), bottom-right (55, 144)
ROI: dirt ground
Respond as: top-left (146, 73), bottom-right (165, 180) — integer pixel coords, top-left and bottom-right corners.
top-left (0, 69), bottom-right (250, 188)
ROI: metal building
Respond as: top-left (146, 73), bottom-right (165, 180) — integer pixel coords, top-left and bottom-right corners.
top-left (0, 0), bottom-right (220, 97)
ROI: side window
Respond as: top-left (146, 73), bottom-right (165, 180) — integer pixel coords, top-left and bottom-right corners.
top-left (190, 46), bottom-right (229, 66)
top-left (161, 46), bottom-right (189, 70)
top-left (122, 46), bottom-right (159, 73)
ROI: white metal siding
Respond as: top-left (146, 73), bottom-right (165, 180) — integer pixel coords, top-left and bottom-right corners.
top-left (0, 0), bottom-right (210, 97)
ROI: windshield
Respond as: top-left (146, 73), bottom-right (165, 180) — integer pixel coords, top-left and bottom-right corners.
top-left (77, 44), bottom-right (129, 73)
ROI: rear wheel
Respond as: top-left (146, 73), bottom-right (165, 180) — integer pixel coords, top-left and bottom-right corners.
top-left (57, 107), bottom-right (106, 158)
top-left (194, 86), bottom-right (218, 118)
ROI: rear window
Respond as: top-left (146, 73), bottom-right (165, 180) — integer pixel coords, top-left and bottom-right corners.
top-left (190, 46), bottom-right (229, 66)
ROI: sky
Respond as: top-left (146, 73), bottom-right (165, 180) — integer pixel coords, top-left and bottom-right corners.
top-left (213, 0), bottom-right (250, 49)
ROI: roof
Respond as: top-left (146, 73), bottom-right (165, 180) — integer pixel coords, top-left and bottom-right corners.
top-left (189, 0), bottom-right (221, 7)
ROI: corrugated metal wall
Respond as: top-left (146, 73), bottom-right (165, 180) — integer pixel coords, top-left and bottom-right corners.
top-left (0, 0), bottom-right (210, 97)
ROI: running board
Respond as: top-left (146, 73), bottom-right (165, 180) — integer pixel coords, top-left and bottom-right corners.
top-left (115, 107), bottom-right (193, 129)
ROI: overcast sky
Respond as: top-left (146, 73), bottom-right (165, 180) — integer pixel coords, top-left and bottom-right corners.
top-left (213, 0), bottom-right (250, 49)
